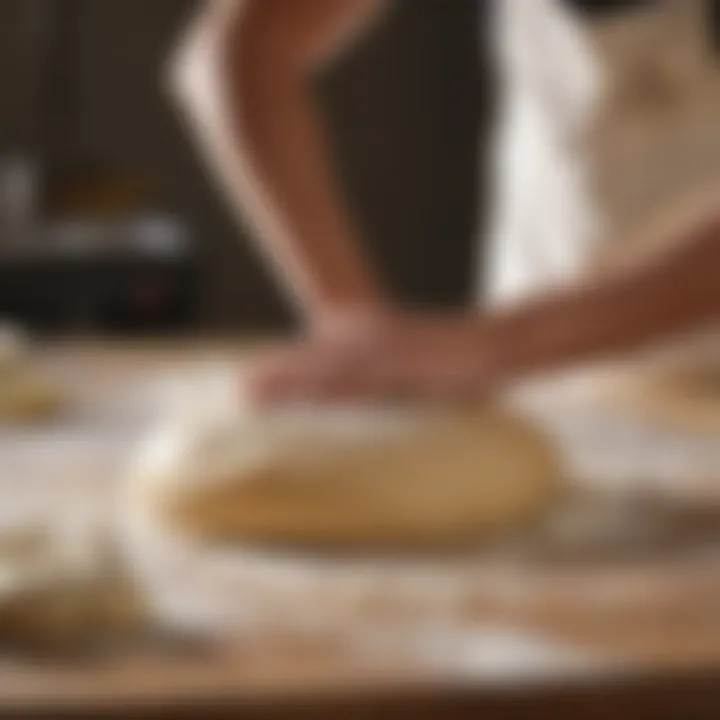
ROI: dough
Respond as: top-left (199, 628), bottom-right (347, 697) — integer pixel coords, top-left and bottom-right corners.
top-left (0, 527), bottom-right (148, 656)
top-left (0, 324), bottom-right (27, 371)
top-left (0, 324), bottom-right (62, 424)
top-left (135, 406), bottom-right (562, 550)
top-left (0, 370), bottom-right (63, 424)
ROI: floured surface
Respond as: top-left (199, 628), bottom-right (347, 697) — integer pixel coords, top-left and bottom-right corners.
top-left (511, 357), bottom-right (720, 501)
top-left (0, 524), bottom-right (153, 657)
top-left (593, 346), bottom-right (720, 439)
top-left (2, 342), bottom-right (720, 708)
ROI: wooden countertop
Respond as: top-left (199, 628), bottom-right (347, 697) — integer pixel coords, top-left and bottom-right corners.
top-left (1, 339), bottom-right (720, 717)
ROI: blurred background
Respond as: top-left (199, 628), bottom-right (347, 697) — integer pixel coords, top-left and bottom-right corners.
top-left (3, 1), bottom-right (719, 337)
top-left (2, 4), bottom-right (720, 712)
top-left (0, 0), bottom-right (488, 336)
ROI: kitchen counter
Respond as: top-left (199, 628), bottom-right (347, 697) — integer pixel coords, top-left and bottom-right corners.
top-left (1, 339), bottom-right (719, 717)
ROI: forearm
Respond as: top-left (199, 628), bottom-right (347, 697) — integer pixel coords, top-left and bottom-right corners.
top-left (228, 37), bottom-right (382, 315)
top-left (170, 0), bottom-right (385, 320)
top-left (483, 217), bottom-right (720, 381)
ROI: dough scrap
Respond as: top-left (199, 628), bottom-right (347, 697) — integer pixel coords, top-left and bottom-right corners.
top-left (136, 406), bottom-right (562, 550)
top-left (0, 527), bottom-right (148, 656)
top-left (0, 370), bottom-right (63, 424)
top-left (0, 326), bottom-right (62, 424)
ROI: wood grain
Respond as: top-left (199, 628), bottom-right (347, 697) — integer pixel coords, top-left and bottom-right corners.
top-left (1, 340), bottom-right (719, 713)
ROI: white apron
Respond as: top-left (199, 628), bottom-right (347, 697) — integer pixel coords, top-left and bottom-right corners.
top-left (485, 0), bottom-right (720, 307)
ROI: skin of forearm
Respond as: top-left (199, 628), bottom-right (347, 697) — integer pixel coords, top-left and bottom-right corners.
top-left (226, 42), bottom-right (380, 314)
top-left (220, 17), bottom-right (384, 318)
top-left (169, 2), bottom-right (384, 320)
top-left (481, 218), bottom-right (720, 381)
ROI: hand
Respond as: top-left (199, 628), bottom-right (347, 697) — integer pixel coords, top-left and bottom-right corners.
top-left (244, 310), bottom-right (501, 407)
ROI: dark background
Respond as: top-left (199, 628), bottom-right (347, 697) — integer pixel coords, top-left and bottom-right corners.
top-left (0, 1), bottom-right (717, 335)
top-left (0, 0), bottom-right (488, 333)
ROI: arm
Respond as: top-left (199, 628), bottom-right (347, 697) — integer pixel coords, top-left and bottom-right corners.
top-left (480, 216), bottom-right (720, 381)
top-left (247, 217), bottom-right (720, 403)
top-left (168, 0), bottom-right (388, 321)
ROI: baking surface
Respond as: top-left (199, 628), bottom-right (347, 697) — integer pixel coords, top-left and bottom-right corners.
top-left (1, 340), bottom-right (720, 709)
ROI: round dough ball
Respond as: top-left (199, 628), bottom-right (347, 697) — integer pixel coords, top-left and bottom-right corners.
top-left (134, 406), bottom-right (562, 550)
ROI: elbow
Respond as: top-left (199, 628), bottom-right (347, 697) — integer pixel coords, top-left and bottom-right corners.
top-left (163, 24), bottom-right (215, 115)
top-left (164, 0), bottom-right (382, 110)
top-left (163, 2), bottom-right (240, 118)
top-left (164, 4), bottom-right (294, 120)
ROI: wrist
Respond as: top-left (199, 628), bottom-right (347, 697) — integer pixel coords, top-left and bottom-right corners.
top-left (471, 291), bottom-right (595, 386)
top-left (466, 308), bottom-right (551, 387)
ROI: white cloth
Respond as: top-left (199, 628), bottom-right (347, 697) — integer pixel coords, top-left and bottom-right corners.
top-left (485, 0), bottom-right (602, 306)
top-left (484, 0), bottom-right (720, 307)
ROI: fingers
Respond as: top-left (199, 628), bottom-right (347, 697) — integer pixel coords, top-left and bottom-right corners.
top-left (244, 341), bottom-right (367, 406)
top-left (242, 322), bottom-right (489, 408)
top-left (245, 352), bottom-right (425, 407)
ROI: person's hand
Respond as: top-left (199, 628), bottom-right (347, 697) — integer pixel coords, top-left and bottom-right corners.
top-left (244, 310), bottom-right (501, 406)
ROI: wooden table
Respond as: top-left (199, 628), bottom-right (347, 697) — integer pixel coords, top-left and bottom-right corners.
top-left (1, 340), bottom-right (719, 717)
